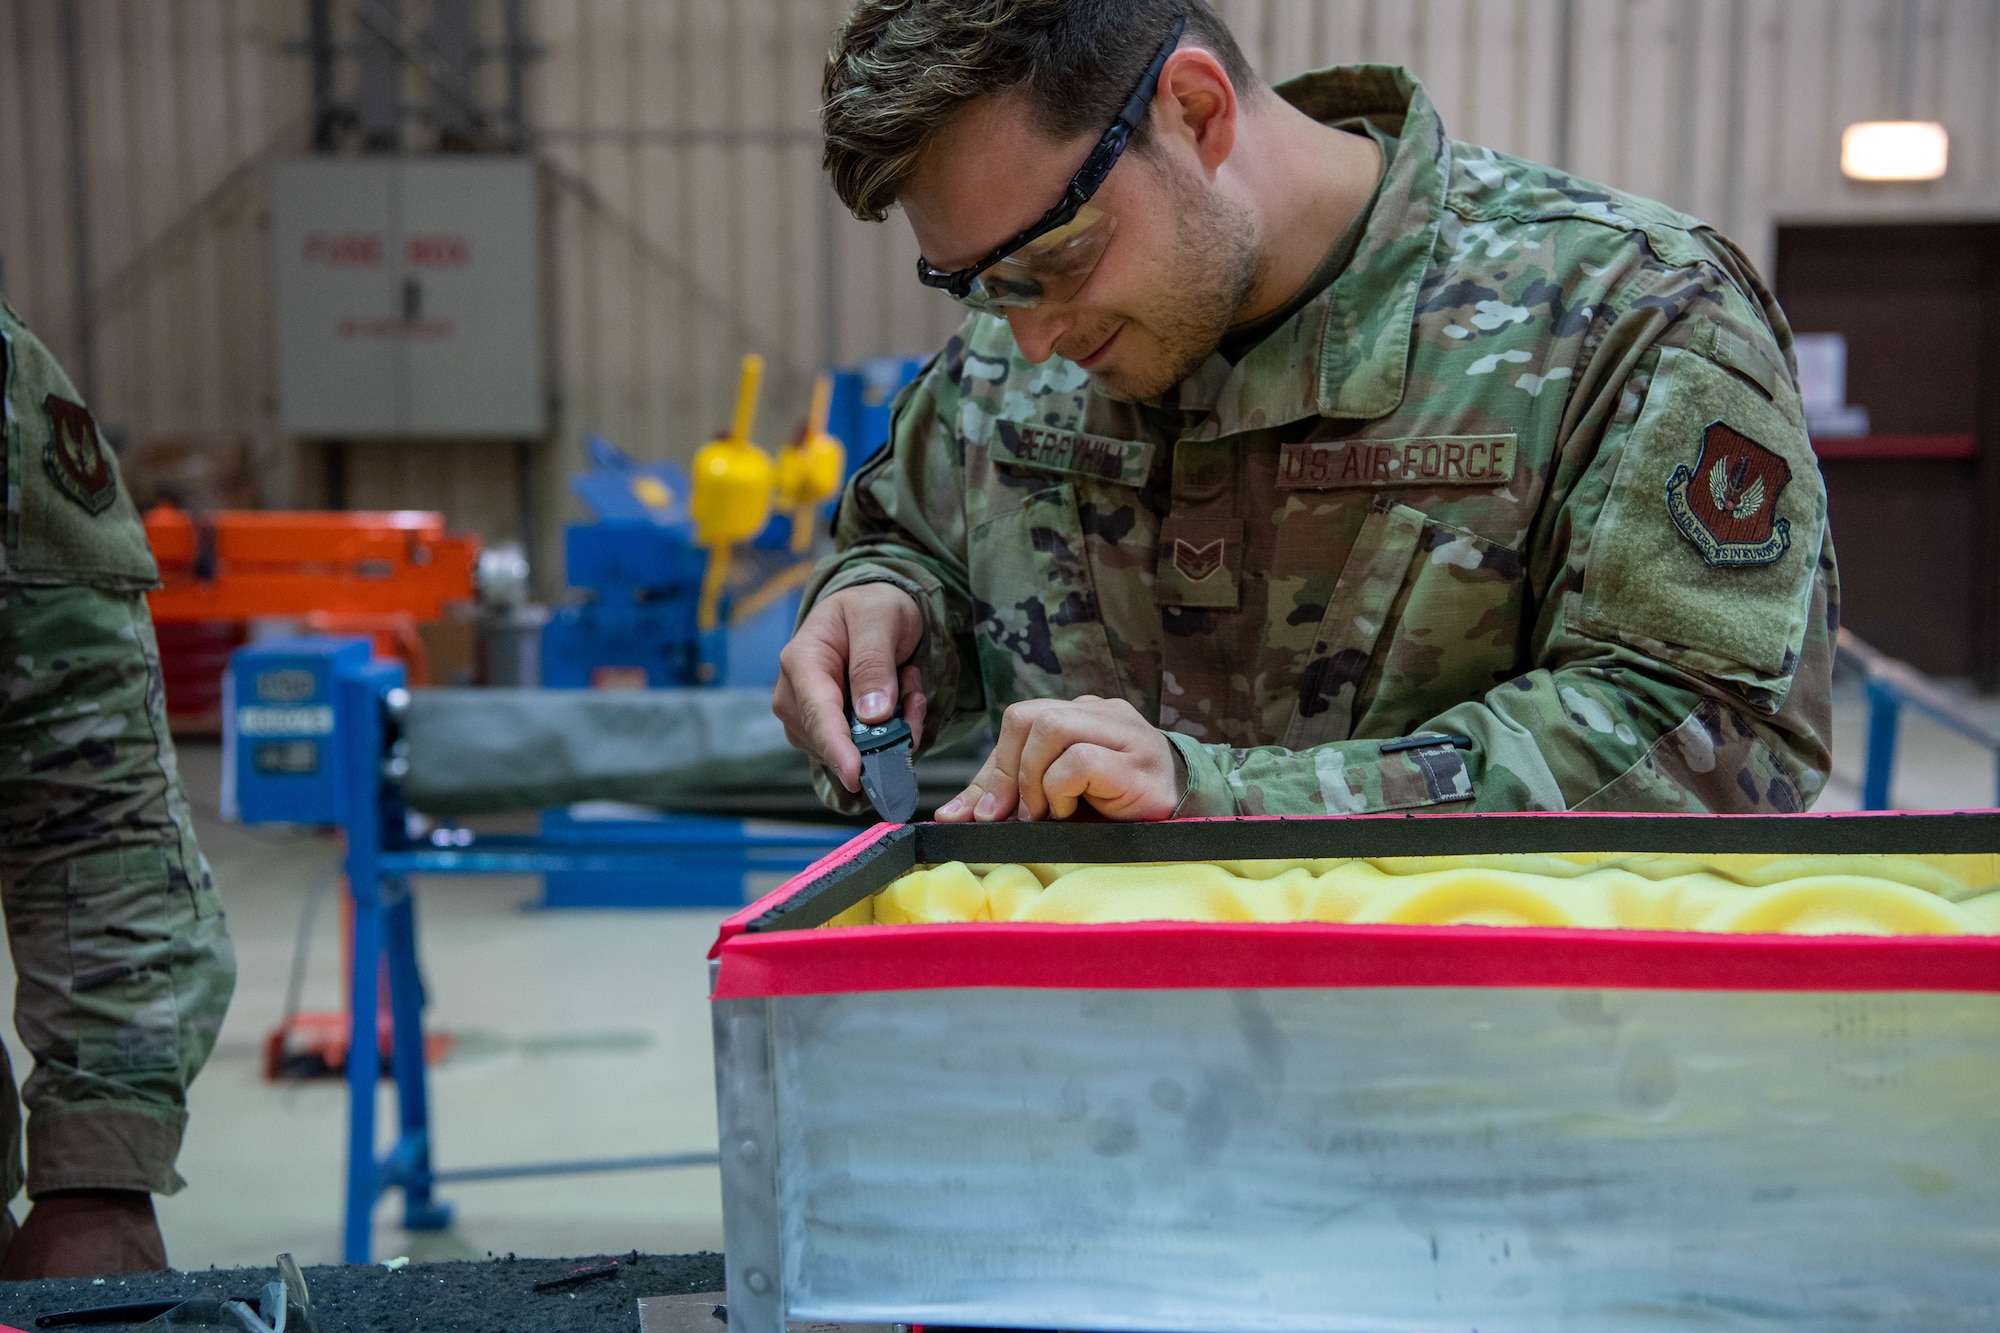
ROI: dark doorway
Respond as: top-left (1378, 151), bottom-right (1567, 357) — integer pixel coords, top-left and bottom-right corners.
top-left (1775, 222), bottom-right (2000, 684)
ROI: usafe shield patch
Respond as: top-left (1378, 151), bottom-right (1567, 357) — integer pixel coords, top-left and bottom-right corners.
top-left (1279, 434), bottom-right (1517, 489)
top-left (994, 421), bottom-right (1154, 487)
top-left (42, 394), bottom-right (118, 515)
top-left (1666, 420), bottom-right (1793, 567)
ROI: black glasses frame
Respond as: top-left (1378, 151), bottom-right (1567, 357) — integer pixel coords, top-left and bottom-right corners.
top-left (915, 16), bottom-right (1188, 301)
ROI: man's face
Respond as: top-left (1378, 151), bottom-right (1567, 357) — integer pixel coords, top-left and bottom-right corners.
top-left (902, 91), bottom-right (1259, 401)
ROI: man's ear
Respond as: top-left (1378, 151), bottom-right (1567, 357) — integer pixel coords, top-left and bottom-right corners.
top-left (1156, 46), bottom-right (1238, 174)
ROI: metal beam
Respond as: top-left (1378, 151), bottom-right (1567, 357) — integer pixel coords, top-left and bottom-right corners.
top-left (429, 0), bottom-right (479, 144)
top-left (355, 0), bottom-right (404, 150)
top-left (503, 0), bottom-right (530, 152)
top-left (308, 0), bottom-right (339, 151)
top-left (58, 0), bottom-right (95, 400)
top-left (1550, 0), bottom-right (1576, 172)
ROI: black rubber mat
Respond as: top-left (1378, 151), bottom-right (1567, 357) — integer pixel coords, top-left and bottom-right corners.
top-left (0, 1251), bottom-right (724, 1333)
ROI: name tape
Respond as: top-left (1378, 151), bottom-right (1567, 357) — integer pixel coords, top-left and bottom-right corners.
top-left (1279, 434), bottom-right (1518, 490)
top-left (995, 422), bottom-right (1154, 487)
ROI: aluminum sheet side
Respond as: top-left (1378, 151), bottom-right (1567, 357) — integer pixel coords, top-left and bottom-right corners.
top-left (771, 985), bottom-right (2000, 1332)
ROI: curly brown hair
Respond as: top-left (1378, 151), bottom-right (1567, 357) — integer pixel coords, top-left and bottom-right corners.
top-left (821, 0), bottom-right (1258, 222)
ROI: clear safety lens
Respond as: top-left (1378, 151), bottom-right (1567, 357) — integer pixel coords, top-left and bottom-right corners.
top-left (958, 208), bottom-right (1118, 313)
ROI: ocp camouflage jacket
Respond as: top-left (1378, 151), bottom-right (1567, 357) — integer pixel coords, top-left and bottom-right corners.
top-left (802, 64), bottom-right (1836, 819)
top-left (0, 298), bottom-right (233, 1200)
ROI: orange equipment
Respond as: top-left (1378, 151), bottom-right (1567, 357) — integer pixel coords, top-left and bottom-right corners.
top-left (143, 506), bottom-right (481, 716)
top-left (144, 506), bottom-right (478, 622)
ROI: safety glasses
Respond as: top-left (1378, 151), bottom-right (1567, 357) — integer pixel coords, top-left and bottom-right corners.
top-left (915, 16), bottom-right (1186, 314)
top-left (38, 1253), bottom-right (318, 1331)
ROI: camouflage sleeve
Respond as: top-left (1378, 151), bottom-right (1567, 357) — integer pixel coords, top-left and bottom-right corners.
top-left (0, 584), bottom-right (235, 1196)
top-left (1172, 243), bottom-right (1836, 817)
top-left (801, 334), bottom-right (986, 777)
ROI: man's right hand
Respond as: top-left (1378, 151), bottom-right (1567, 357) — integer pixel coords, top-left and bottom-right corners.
top-left (774, 583), bottom-right (926, 793)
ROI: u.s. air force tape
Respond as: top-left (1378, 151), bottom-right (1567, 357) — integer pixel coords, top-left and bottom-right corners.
top-left (1279, 434), bottom-right (1518, 490)
top-left (994, 421), bottom-right (1155, 487)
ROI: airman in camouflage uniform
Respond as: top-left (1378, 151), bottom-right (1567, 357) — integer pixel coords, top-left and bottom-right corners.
top-left (0, 299), bottom-right (235, 1272)
top-left (800, 64), bottom-right (1834, 819)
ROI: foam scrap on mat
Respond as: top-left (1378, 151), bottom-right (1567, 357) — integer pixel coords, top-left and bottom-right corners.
top-left (820, 853), bottom-right (2000, 936)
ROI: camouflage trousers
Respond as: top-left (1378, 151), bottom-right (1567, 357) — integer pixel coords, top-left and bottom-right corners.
top-left (0, 584), bottom-right (234, 1202)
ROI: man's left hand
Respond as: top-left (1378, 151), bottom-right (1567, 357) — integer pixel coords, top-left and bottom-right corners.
top-left (936, 696), bottom-right (1180, 822)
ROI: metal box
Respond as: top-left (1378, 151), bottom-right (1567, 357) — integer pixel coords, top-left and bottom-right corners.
top-left (270, 158), bottom-right (544, 438)
top-left (223, 636), bottom-right (372, 822)
top-left (709, 814), bottom-right (2000, 1333)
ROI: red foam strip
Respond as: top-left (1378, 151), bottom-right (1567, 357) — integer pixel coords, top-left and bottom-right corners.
top-left (711, 812), bottom-right (2000, 993)
top-left (712, 919), bottom-right (2000, 998)
top-left (708, 820), bottom-right (901, 959)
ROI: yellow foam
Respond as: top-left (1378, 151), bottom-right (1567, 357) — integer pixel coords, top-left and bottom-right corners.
top-left (829, 853), bottom-right (2000, 936)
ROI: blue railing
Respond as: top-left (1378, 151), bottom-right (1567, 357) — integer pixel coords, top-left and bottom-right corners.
top-left (1838, 629), bottom-right (2000, 811)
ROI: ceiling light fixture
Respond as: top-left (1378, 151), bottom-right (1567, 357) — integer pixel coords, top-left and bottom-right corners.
top-left (1841, 120), bottom-right (1949, 181)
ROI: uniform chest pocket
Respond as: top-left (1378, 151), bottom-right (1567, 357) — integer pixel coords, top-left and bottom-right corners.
top-left (1285, 503), bottom-right (1525, 749)
top-left (966, 483), bottom-right (1122, 709)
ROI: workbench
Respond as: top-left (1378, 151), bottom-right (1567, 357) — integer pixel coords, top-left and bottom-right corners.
top-left (0, 1252), bottom-right (723, 1333)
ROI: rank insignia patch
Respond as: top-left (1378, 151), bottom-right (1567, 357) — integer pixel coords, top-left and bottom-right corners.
top-left (1172, 536), bottom-right (1225, 582)
top-left (42, 394), bottom-right (117, 515)
top-left (1156, 515), bottom-right (1243, 609)
top-left (1666, 420), bottom-right (1792, 567)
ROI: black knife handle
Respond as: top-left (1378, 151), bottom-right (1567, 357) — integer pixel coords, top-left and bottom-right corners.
top-left (850, 712), bottom-right (912, 756)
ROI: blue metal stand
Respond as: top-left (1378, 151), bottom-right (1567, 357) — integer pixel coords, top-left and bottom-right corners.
top-left (1845, 631), bottom-right (2000, 812)
top-left (538, 808), bottom-right (844, 907)
top-left (230, 636), bottom-right (851, 1261)
top-left (1861, 677), bottom-right (1901, 812)
top-left (323, 662), bottom-right (846, 1261)
top-left (338, 658), bottom-right (453, 1261)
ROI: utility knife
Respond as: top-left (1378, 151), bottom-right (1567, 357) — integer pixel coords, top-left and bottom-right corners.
top-left (850, 710), bottom-right (918, 824)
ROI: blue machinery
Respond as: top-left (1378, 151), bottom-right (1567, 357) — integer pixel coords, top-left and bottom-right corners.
top-left (542, 356), bottom-right (924, 692)
top-left (1841, 628), bottom-right (2000, 810)
top-left (227, 636), bottom-right (849, 1261)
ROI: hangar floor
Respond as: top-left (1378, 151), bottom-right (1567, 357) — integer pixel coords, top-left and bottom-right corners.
top-left (0, 674), bottom-right (1989, 1268)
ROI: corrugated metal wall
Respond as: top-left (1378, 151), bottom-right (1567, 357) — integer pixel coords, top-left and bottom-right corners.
top-left (2, 0), bottom-right (1997, 577)
top-left (530, 0), bottom-right (965, 552)
top-left (0, 1), bottom-right (300, 488)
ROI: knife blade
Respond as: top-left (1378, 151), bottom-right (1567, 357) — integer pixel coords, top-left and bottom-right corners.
top-left (850, 710), bottom-right (918, 823)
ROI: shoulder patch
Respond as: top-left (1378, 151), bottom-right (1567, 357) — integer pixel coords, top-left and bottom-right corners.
top-left (42, 395), bottom-right (118, 516)
top-left (1665, 420), bottom-right (1792, 567)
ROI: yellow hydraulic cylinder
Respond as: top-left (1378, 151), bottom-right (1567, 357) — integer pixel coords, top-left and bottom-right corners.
top-left (691, 353), bottom-right (775, 631)
top-left (775, 373), bottom-right (847, 553)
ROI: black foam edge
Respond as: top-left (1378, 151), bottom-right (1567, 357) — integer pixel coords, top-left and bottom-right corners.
top-left (915, 810), bottom-right (2000, 862)
top-left (745, 824), bottom-right (918, 933)
top-left (744, 811), bottom-right (2000, 934)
